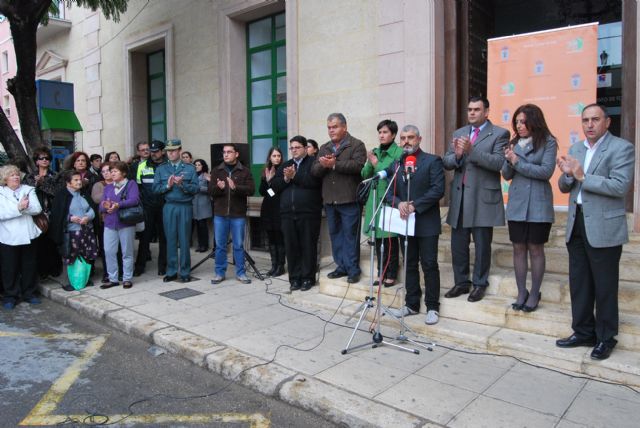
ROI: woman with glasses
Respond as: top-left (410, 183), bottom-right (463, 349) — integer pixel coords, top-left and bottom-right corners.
top-left (99, 162), bottom-right (139, 289)
top-left (259, 147), bottom-right (285, 277)
top-left (24, 147), bottom-right (62, 279)
top-left (0, 165), bottom-right (43, 309)
top-left (92, 162), bottom-right (122, 283)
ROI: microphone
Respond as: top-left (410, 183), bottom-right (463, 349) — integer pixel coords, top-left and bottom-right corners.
top-left (405, 155), bottom-right (417, 174)
top-left (361, 170), bottom-right (387, 184)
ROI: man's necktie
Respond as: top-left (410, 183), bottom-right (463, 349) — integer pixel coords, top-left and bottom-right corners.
top-left (463, 128), bottom-right (481, 185)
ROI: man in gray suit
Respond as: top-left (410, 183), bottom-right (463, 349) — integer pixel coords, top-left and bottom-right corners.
top-left (443, 96), bottom-right (510, 302)
top-left (555, 103), bottom-right (635, 360)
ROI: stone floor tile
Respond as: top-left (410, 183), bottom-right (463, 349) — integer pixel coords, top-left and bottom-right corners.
top-left (484, 362), bottom-right (586, 416)
top-left (317, 357), bottom-right (412, 397)
top-left (563, 388), bottom-right (640, 428)
top-left (417, 351), bottom-right (515, 393)
top-left (582, 379), bottom-right (640, 403)
top-left (131, 298), bottom-right (196, 318)
top-left (107, 290), bottom-right (168, 307)
top-left (448, 395), bottom-right (558, 428)
top-left (225, 325), bottom-right (309, 360)
top-left (376, 375), bottom-right (477, 424)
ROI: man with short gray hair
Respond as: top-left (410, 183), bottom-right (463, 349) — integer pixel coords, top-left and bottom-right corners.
top-left (384, 125), bottom-right (445, 324)
top-left (312, 113), bottom-right (367, 284)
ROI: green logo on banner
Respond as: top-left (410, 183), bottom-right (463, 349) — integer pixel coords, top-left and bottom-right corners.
top-left (501, 82), bottom-right (515, 95)
top-left (567, 37), bottom-right (584, 52)
top-left (569, 102), bottom-right (586, 116)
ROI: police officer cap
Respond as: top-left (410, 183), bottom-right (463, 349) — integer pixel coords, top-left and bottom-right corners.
top-left (149, 140), bottom-right (165, 152)
top-left (165, 139), bottom-right (182, 151)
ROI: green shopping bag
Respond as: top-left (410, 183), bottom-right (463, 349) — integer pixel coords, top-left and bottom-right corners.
top-left (67, 256), bottom-right (91, 290)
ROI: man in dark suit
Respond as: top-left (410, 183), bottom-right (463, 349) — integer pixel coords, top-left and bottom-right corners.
top-left (384, 125), bottom-right (445, 324)
top-left (555, 103), bottom-right (635, 360)
top-left (271, 136), bottom-right (323, 291)
top-left (443, 96), bottom-right (510, 302)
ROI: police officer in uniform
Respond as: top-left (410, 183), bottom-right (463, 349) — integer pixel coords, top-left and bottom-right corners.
top-left (152, 139), bottom-right (199, 283)
top-left (134, 140), bottom-right (168, 276)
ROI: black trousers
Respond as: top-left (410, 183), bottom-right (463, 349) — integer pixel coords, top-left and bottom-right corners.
top-left (451, 198), bottom-right (493, 287)
top-left (374, 236), bottom-right (399, 280)
top-left (0, 241), bottom-right (38, 302)
top-left (400, 235), bottom-right (440, 312)
top-left (567, 208), bottom-right (622, 344)
top-left (34, 231), bottom-right (62, 277)
top-left (136, 205), bottom-right (166, 271)
top-left (195, 218), bottom-right (210, 249)
top-left (282, 215), bottom-right (320, 283)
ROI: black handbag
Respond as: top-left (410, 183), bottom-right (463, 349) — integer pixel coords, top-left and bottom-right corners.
top-left (117, 181), bottom-right (144, 225)
top-left (356, 179), bottom-right (373, 206)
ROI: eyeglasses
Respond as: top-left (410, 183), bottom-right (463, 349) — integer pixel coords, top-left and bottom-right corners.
top-left (38, 156), bottom-right (51, 161)
top-left (289, 146), bottom-right (304, 150)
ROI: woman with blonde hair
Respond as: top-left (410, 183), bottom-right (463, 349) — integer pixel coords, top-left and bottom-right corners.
top-left (0, 165), bottom-right (43, 309)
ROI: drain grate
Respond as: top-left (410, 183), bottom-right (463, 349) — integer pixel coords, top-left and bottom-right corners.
top-left (159, 288), bottom-right (203, 300)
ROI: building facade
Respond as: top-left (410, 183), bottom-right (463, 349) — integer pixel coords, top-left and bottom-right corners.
top-left (27, 0), bottom-right (640, 230)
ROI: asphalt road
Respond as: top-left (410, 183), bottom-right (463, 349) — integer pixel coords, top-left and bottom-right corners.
top-left (0, 299), bottom-right (337, 428)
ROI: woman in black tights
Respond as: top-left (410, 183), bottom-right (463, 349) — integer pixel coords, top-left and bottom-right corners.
top-left (501, 104), bottom-right (557, 312)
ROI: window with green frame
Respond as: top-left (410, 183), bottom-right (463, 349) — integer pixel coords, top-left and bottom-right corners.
top-left (247, 12), bottom-right (286, 186)
top-left (147, 50), bottom-right (166, 143)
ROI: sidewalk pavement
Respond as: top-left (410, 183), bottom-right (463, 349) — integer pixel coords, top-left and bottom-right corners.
top-left (39, 249), bottom-right (640, 428)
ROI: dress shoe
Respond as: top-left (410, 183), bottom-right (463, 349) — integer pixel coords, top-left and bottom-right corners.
top-left (556, 334), bottom-right (597, 348)
top-left (383, 279), bottom-right (396, 288)
top-left (290, 280), bottom-right (302, 291)
top-left (158, 269), bottom-right (166, 276)
top-left (347, 274), bottom-right (360, 284)
top-left (101, 275), bottom-right (110, 284)
top-left (522, 292), bottom-right (541, 313)
top-left (444, 284), bottom-right (470, 298)
top-left (511, 290), bottom-right (529, 311)
top-left (100, 282), bottom-right (119, 289)
top-left (163, 274), bottom-right (177, 283)
top-left (271, 265), bottom-right (285, 277)
top-left (180, 276), bottom-right (192, 283)
top-left (327, 270), bottom-right (347, 279)
top-left (591, 341), bottom-right (616, 360)
top-left (123, 281), bottom-right (133, 289)
top-left (467, 286), bottom-right (486, 302)
top-left (301, 280), bottom-right (315, 291)
top-left (26, 297), bottom-right (42, 305)
top-left (62, 284), bottom-right (75, 292)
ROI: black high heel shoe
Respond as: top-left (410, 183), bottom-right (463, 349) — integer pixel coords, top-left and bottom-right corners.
top-left (522, 292), bottom-right (541, 312)
top-left (511, 290), bottom-right (529, 311)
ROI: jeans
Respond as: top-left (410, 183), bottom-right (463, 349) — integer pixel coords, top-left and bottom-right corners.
top-left (325, 202), bottom-right (361, 277)
top-left (214, 216), bottom-right (246, 277)
top-left (104, 226), bottom-right (135, 282)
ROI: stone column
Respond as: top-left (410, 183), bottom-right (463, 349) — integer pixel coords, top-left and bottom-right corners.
top-left (377, 0), bottom-right (444, 154)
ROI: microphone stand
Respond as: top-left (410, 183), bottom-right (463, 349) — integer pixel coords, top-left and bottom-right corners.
top-left (342, 163), bottom-right (419, 355)
top-left (382, 167), bottom-right (435, 353)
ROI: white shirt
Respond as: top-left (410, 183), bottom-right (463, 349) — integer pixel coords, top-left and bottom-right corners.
top-left (577, 132), bottom-right (607, 204)
top-left (0, 184), bottom-right (42, 245)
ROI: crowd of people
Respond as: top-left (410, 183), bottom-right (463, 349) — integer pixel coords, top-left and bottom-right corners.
top-left (0, 100), bottom-right (633, 361)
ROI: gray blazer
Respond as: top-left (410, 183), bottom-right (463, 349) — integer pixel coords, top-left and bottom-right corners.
top-left (192, 174), bottom-right (213, 220)
top-left (444, 121), bottom-right (509, 228)
top-left (558, 132), bottom-right (635, 248)
top-left (502, 136), bottom-right (557, 223)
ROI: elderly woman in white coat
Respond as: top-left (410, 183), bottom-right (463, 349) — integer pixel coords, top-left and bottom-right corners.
top-left (0, 165), bottom-right (43, 310)
top-left (501, 104), bottom-right (557, 313)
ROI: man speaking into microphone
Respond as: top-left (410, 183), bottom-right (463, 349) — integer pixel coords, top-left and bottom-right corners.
top-left (383, 125), bottom-right (445, 325)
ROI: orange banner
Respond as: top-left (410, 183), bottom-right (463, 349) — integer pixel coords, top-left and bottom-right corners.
top-left (487, 23), bottom-right (598, 207)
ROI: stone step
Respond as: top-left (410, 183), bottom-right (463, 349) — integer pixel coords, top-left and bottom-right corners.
top-left (288, 287), bottom-right (640, 387)
top-left (493, 246), bottom-right (640, 282)
top-left (319, 274), bottom-right (640, 353)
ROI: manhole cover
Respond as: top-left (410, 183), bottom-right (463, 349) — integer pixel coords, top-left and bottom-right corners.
top-left (159, 288), bottom-right (203, 300)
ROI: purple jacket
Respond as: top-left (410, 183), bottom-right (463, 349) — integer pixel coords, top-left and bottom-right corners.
top-left (100, 180), bottom-right (140, 230)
